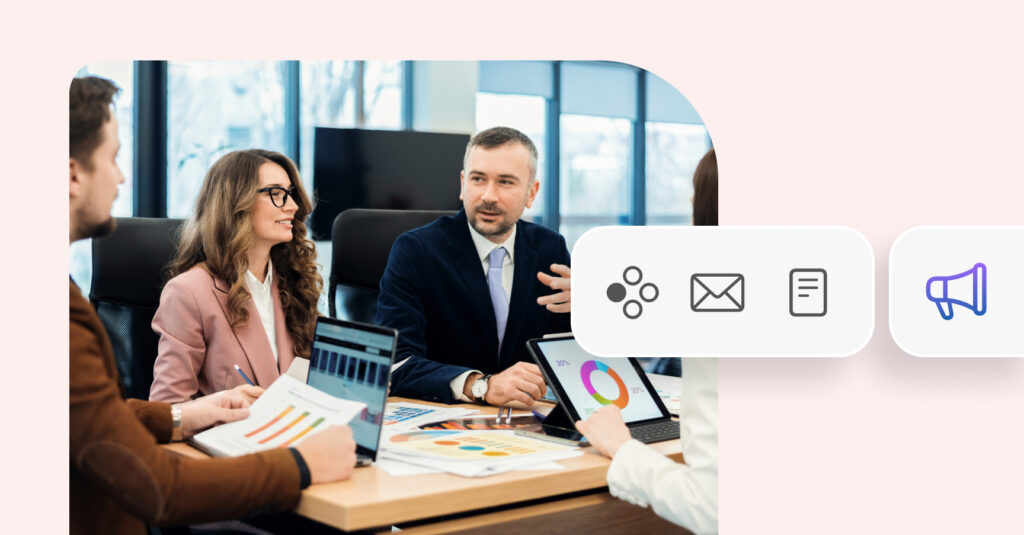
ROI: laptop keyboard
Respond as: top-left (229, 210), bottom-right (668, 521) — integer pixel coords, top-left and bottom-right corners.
top-left (629, 420), bottom-right (680, 444)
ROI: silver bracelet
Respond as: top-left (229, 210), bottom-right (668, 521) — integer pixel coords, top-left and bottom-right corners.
top-left (170, 404), bottom-right (184, 442)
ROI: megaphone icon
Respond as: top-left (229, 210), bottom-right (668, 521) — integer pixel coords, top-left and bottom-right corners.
top-left (925, 263), bottom-right (987, 320)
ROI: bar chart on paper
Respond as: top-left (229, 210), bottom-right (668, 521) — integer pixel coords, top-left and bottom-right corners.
top-left (385, 406), bottom-right (437, 426)
top-left (381, 402), bottom-right (477, 430)
top-left (190, 375), bottom-right (366, 457)
top-left (241, 405), bottom-right (327, 448)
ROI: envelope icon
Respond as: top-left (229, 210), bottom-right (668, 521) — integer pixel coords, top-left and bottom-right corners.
top-left (691, 273), bottom-right (745, 312)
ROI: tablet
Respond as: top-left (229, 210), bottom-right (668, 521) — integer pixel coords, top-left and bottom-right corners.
top-left (526, 336), bottom-right (673, 427)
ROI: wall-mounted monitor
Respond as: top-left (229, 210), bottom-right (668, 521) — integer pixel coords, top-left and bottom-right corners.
top-left (311, 127), bottom-right (469, 238)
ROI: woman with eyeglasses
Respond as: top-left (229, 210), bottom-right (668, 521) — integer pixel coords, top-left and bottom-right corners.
top-left (150, 149), bottom-right (322, 403)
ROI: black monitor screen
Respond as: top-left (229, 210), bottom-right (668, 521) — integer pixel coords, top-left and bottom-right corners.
top-left (311, 127), bottom-right (468, 238)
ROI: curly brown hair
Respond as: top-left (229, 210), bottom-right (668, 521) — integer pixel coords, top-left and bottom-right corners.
top-left (168, 149), bottom-right (322, 357)
top-left (692, 148), bottom-right (718, 226)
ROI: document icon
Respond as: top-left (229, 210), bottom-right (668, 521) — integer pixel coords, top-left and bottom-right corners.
top-left (690, 274), bottom-right (745, 312)
top-left (790, 269), bottom-right (827, 317)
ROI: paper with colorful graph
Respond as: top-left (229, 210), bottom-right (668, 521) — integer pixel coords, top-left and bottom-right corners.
top-left (382, 402), bottom-right (476, 431)
top-left (379, 429), bottom-right (582, 477)
top-left (190, 374), bottom-right (366, 457)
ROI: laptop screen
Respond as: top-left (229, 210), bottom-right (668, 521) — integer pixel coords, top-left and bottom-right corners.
top-left (532, 338), bottom-right (665, 423)
top-left (308, 318), bottom-right (395, 458)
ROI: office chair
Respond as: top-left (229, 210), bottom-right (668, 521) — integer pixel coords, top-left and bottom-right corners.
top-left (90, 217), bottom-right (184, 401)
top-left (329, 209), bottom-right (455, 323)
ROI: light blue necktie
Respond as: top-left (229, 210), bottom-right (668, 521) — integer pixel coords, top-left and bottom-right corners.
top-left (488, 247), bottom-right (509, 352)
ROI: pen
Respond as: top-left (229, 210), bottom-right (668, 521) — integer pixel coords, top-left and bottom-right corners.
top-left (234, 364), bottom-right (256, 386)
top-left (496, 407), bottom-right (513, 424)
top-left (531, 410), bottom-right (546, 423)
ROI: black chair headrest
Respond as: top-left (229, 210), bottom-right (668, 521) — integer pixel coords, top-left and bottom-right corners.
top-left (89, 217), bottom-right (185, 309)
top-left (330, 209), bottom-right (455, 291)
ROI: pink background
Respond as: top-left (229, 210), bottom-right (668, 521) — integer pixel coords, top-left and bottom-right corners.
top-left (7, 0), bottom-right (1023, 532)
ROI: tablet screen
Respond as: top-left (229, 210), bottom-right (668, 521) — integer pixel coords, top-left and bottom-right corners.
top-left (534, 338), bottom-right (664, 423)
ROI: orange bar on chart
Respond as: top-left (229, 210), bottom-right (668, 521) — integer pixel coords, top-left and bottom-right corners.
top-left (259, 411), bottom-right (310, 444)
top-left (245, 406), bottom-right (294, 438)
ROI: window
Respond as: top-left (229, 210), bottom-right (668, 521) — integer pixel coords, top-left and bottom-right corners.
top-left (70, 61), bottom-right (135, 296)
top-left (166, 61), bottom-right (289, 217)
top-left (300, 61), bottom-right (358, 192)
top-left (300, 61), bottom-right (405, 193)
top-left (558, 114), bottom-right (633, 249)
top-left (475, 92), bottom-right (547, 223)
top-left (363, 61), bottom-right (403, 129)
top-left (646, 122), bottom-right (711, 224)
top-left (645, 71), bottom-right (710, 225)
top-left (558, 63), bottom-right (637, 247)
top-left (92, 60), bottom-right (710, 309)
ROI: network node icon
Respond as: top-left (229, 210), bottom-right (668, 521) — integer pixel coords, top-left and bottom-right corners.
top-left (606, 266), bottom-right (660, 319)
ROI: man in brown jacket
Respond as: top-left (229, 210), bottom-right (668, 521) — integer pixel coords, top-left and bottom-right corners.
top-left (69, 76), bottom-right (358, 535)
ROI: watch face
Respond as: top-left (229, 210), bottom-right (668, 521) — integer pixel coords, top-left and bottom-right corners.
top-left (472, 379), bottom-right (487, 398)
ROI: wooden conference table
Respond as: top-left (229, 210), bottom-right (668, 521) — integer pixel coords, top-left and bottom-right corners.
top-left (166, 397), bottom-right (685, 534)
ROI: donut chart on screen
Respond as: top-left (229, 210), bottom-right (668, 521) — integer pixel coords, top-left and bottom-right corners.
top-left (580, 360), bottom-right (629, 409)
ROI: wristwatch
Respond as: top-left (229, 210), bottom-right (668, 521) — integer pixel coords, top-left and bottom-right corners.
top-left (170, 404), bottom-right (184, 442)
top-left (471, 374), bottom-right (491, 403)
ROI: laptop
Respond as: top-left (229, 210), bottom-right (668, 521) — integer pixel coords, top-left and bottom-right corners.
top-left (526, 336), bottom-right (680, 445)
top-left (307, 316), bottom-right (398, 466)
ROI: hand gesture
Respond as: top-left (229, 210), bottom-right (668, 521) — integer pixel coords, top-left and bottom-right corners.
top-left (537, 264), bottom-right (571, 313)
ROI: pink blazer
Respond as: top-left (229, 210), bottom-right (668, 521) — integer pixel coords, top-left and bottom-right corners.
top-left (149, 265), bottom-right (296, 403)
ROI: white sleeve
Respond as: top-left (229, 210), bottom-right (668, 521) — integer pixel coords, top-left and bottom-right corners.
top-left (607, 358), bottom-right (718, 534)
top-left (449, 369), bottom-right (482, 402)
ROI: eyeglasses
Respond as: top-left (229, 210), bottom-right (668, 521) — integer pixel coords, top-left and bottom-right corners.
top-left (257, 186), bottom-right (298, 208)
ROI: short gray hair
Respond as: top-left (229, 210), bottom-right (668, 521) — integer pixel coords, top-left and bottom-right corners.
top-left (462, 126), bottom-right (538, 182)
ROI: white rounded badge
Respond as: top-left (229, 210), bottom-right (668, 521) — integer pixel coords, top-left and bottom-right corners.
top-left (571, 226), bottom-right (875, 358)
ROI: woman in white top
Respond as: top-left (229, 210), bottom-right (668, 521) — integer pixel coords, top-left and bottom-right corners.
top-left (575, 148), bottom-right (719, 533)
top-left (576, 358), bottom-right (718, 533)
top-left (149, 149), bottom-right (322, 403)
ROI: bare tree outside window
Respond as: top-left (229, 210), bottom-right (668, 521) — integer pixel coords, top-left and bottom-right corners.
top-left (363, 61), bottom-right (403, 129)
top-left (300, 61), bottom-right (358, 192)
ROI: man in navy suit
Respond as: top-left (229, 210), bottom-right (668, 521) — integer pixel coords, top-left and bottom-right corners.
top-left (376, 127), bottom-right (572, 405)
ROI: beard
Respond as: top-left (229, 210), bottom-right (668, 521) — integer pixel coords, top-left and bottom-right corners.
top-left (75, 213), bottom-right (117, 241)
top-left (469, 202), bottom-right (514, 238)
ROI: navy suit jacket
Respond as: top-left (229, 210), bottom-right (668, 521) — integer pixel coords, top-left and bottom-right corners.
top-left (376, 210), bottom-right (572, 403)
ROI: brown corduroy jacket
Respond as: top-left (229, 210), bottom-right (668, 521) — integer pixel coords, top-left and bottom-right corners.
top-left (70, 280), bottom-right (302, 535)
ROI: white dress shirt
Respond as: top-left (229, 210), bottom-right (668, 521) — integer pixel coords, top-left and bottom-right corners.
top-left (607, 358), bottom-right (718, 534)
top-left (448, 221), bottom-right (518, 401)
top-left (245, 260), bottom-right (279, 364)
